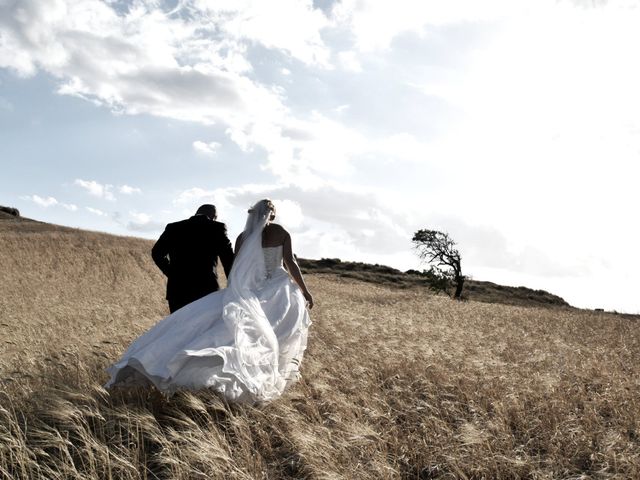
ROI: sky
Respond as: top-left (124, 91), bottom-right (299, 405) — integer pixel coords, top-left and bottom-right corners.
top-left (1, 0), bottom-right (639, 313)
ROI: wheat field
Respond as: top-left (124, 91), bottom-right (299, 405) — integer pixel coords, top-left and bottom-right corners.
top-left (1, 216), bottom-right (639, 479)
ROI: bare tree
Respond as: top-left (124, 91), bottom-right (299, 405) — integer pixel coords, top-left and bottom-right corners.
top-left (412, 229), bottom-right (465, 299)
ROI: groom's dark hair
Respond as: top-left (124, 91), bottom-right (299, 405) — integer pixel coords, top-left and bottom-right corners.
top-left (195, 204), bottom-right (217, 220)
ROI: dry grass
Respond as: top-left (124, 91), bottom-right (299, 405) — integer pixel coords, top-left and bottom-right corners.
top-left (1, 216), bottom-right (639, 479)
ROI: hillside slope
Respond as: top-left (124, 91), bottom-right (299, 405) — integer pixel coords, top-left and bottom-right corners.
top-left (1, 215), bottom-right (639, 479)
top-left (298, 258), bottom-right (571, 308)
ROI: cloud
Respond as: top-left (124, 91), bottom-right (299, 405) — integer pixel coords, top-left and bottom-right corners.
top-left (272, 199), bottom-right (304, 229)
top-left (174, 182), bottom-right (412, 254)
top-left (223, 111), bottom-right (368, 185)
top-left (22, 194), bottom-right (77, 211)
top-left (337, 50), bottom-right (361, 72)
top-left (0, 0), bottom-right (324, 131)
top-left (228, 110), bottom-right (437, 186)
top-left (0, 0), bottom-right (453, 190)
top-left (334, 104), bottom-right (349, 114)
top-left (192, 140), bottom-right (221, 156)
top-left (127, 211), bottom-right (163, 232)
top-left (174, 187), bottom-right (223, 207)
top-left (399, 2), bottom-right (640, 258)
top-left (205, 0), bottom-right (332, 67)
top-left (0, 0), bottom-right (368, 190)
top-left (171, 180), bottom-right (592, 278)
top-left (75, 180), bottom-right (140, 199)
top-left (26, 195), bottom-right (58, 208)
top-left (74, 179), bottom-right (115, 201)
top-left (118, 185), bottom-right (142, 195)
top-left (330, 0), bottom-right (516, 52)
top-left (426, 215), bottom-right (589, 278)
top-left (86, 206), bottom-right (107, 216)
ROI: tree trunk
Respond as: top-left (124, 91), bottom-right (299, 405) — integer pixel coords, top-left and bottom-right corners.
top-left (453, 275), bottom-right (464, 300)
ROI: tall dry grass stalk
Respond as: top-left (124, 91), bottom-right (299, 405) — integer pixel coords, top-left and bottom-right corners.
top-left (1, 218), bottom-right (639, 479)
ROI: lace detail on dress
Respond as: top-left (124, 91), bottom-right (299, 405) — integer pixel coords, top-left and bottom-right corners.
top-left (263, 246), bottom-right (283, 278)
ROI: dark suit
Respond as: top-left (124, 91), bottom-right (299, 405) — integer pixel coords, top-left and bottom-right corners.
top-left (152, 215), bottom-right (234, 313)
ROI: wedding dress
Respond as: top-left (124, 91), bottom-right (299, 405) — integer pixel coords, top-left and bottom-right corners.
top-left (105, 208), bottom-right (311, 403)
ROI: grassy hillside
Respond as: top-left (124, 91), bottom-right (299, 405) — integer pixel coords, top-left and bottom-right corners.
top-left (298, 258), bottom-right (571, 308)
top-left (1, 214), bottom-right (639, 479)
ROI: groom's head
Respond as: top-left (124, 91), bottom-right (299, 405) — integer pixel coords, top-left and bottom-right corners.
top-left (195, 204), bottom-right (217, 220)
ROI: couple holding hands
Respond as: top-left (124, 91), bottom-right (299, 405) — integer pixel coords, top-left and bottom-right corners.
top-left (105, 199), bottom-right (313, 404)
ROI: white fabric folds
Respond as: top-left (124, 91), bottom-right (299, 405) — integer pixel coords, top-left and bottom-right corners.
top-left (105, 206), bottom-right (311, 403)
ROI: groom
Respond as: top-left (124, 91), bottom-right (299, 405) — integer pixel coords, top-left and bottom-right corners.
top-left (152, 204), bottom-right (234, 313)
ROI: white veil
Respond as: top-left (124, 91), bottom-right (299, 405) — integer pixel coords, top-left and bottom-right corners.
top-left (228, 199), bottom-right (272, 292)
top-left (219, 200), bottom-right (284, 400)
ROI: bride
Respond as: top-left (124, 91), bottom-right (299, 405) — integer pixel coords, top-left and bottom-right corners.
top-left (105, 199), bottom-right (314, 403)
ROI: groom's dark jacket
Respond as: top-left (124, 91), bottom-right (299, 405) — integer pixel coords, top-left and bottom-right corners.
top-left (152, 215), bottom-right (234, 312)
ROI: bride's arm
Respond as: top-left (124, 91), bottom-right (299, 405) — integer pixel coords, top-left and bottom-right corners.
top-left (282, 232), bottom-right (314, 309)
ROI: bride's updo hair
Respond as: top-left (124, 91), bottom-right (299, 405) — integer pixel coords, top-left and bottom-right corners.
top-left (248, 199), bottom-right (276, 222)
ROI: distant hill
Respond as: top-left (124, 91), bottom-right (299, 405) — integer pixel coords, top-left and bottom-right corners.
top-left (0, 207), bottom-right (110, 234)
top-left (298, 257), bottom-right (571, 309)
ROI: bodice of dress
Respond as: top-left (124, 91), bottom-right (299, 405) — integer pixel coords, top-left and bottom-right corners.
top-left (263, 246), bottom-right (284, 278)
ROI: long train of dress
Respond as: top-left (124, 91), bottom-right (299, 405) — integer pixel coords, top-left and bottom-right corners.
top-left (104, 246), bottom-right (311, 403)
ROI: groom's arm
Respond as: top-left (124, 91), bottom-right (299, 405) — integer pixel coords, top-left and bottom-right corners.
top-left (152, 226), bottom-right (172, 276)
top-left (217, 223), bottom-right (234, 278)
